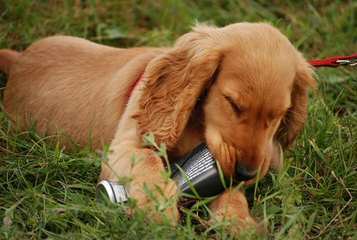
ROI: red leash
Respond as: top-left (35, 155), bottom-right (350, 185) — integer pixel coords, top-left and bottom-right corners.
top-left (308, 53), bottom-right (357, 68)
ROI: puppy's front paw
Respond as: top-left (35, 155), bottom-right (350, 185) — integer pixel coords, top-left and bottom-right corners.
top-left (128, 149), bottom-right (179, 225)
top-left (210, 190), bottom-right (264, 237)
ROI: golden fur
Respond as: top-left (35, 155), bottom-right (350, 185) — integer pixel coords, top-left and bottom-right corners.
top-left (0, 22), bottom-right (315, 233)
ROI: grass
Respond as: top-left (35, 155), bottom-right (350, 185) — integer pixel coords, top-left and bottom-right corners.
top-left (0, 0), bottom-right (356, 239)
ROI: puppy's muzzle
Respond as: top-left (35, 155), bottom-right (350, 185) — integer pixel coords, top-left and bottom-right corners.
top-left (236, 165), bottom-right (257, 181)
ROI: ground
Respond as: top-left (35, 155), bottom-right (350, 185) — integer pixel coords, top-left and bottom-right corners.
top-left (0, 1), bottom-right (356, 239)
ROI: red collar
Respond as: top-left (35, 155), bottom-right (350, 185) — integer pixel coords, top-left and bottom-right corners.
top-left (125, 72), bottom-right (144, 104)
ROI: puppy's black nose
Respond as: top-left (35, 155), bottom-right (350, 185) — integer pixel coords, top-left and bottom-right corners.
top-left (236, 165), bottom-right (257, 181)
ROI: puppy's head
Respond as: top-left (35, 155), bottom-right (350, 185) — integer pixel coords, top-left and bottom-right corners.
top-left (136, 23), bottom-right (315, 183)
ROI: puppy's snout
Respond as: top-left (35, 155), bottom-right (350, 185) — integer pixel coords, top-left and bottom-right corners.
top-left (236, 165), bottom-right (257, 181)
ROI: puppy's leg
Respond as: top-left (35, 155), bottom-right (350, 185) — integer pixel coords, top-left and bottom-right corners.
top-left (99, 85), bottom-right (179, 224)
top-left (209, 189), bottom-right (261, 236)
top-left (100, 142), bottom-right (179, 224)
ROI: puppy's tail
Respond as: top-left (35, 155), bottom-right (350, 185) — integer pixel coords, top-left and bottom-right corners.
top-left (0, 49), bottom-right (20, 75)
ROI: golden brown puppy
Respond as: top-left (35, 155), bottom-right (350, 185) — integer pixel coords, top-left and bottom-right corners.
top-left (0, 22), bottom-right (315, 233)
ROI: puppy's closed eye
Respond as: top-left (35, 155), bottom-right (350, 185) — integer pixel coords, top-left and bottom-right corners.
top-left (224, 95), bottom-right (243, 116)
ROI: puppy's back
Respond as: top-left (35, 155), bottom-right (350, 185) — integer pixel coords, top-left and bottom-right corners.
top-left (2, 36), bottom-right (160, 148)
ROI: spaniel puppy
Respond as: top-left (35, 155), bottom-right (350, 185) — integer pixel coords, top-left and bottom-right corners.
top-left (0, 23), bottom-right (315, 233)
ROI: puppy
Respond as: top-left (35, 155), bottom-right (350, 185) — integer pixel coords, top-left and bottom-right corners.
top-left (0, 22), bottom-right (315, 233)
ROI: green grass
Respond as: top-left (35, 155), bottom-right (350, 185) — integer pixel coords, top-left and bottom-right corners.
top-left (0, 1), bottom-right (356, 239)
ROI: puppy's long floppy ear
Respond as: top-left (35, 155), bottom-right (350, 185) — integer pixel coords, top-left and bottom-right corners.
top-left (277, 57), bottom-right (316, 148)
top-left (135, 26), bottom-right (221, 149)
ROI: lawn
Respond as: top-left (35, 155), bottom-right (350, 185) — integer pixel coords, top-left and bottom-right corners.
top-left (0, 1), bottom-right (356, 239)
